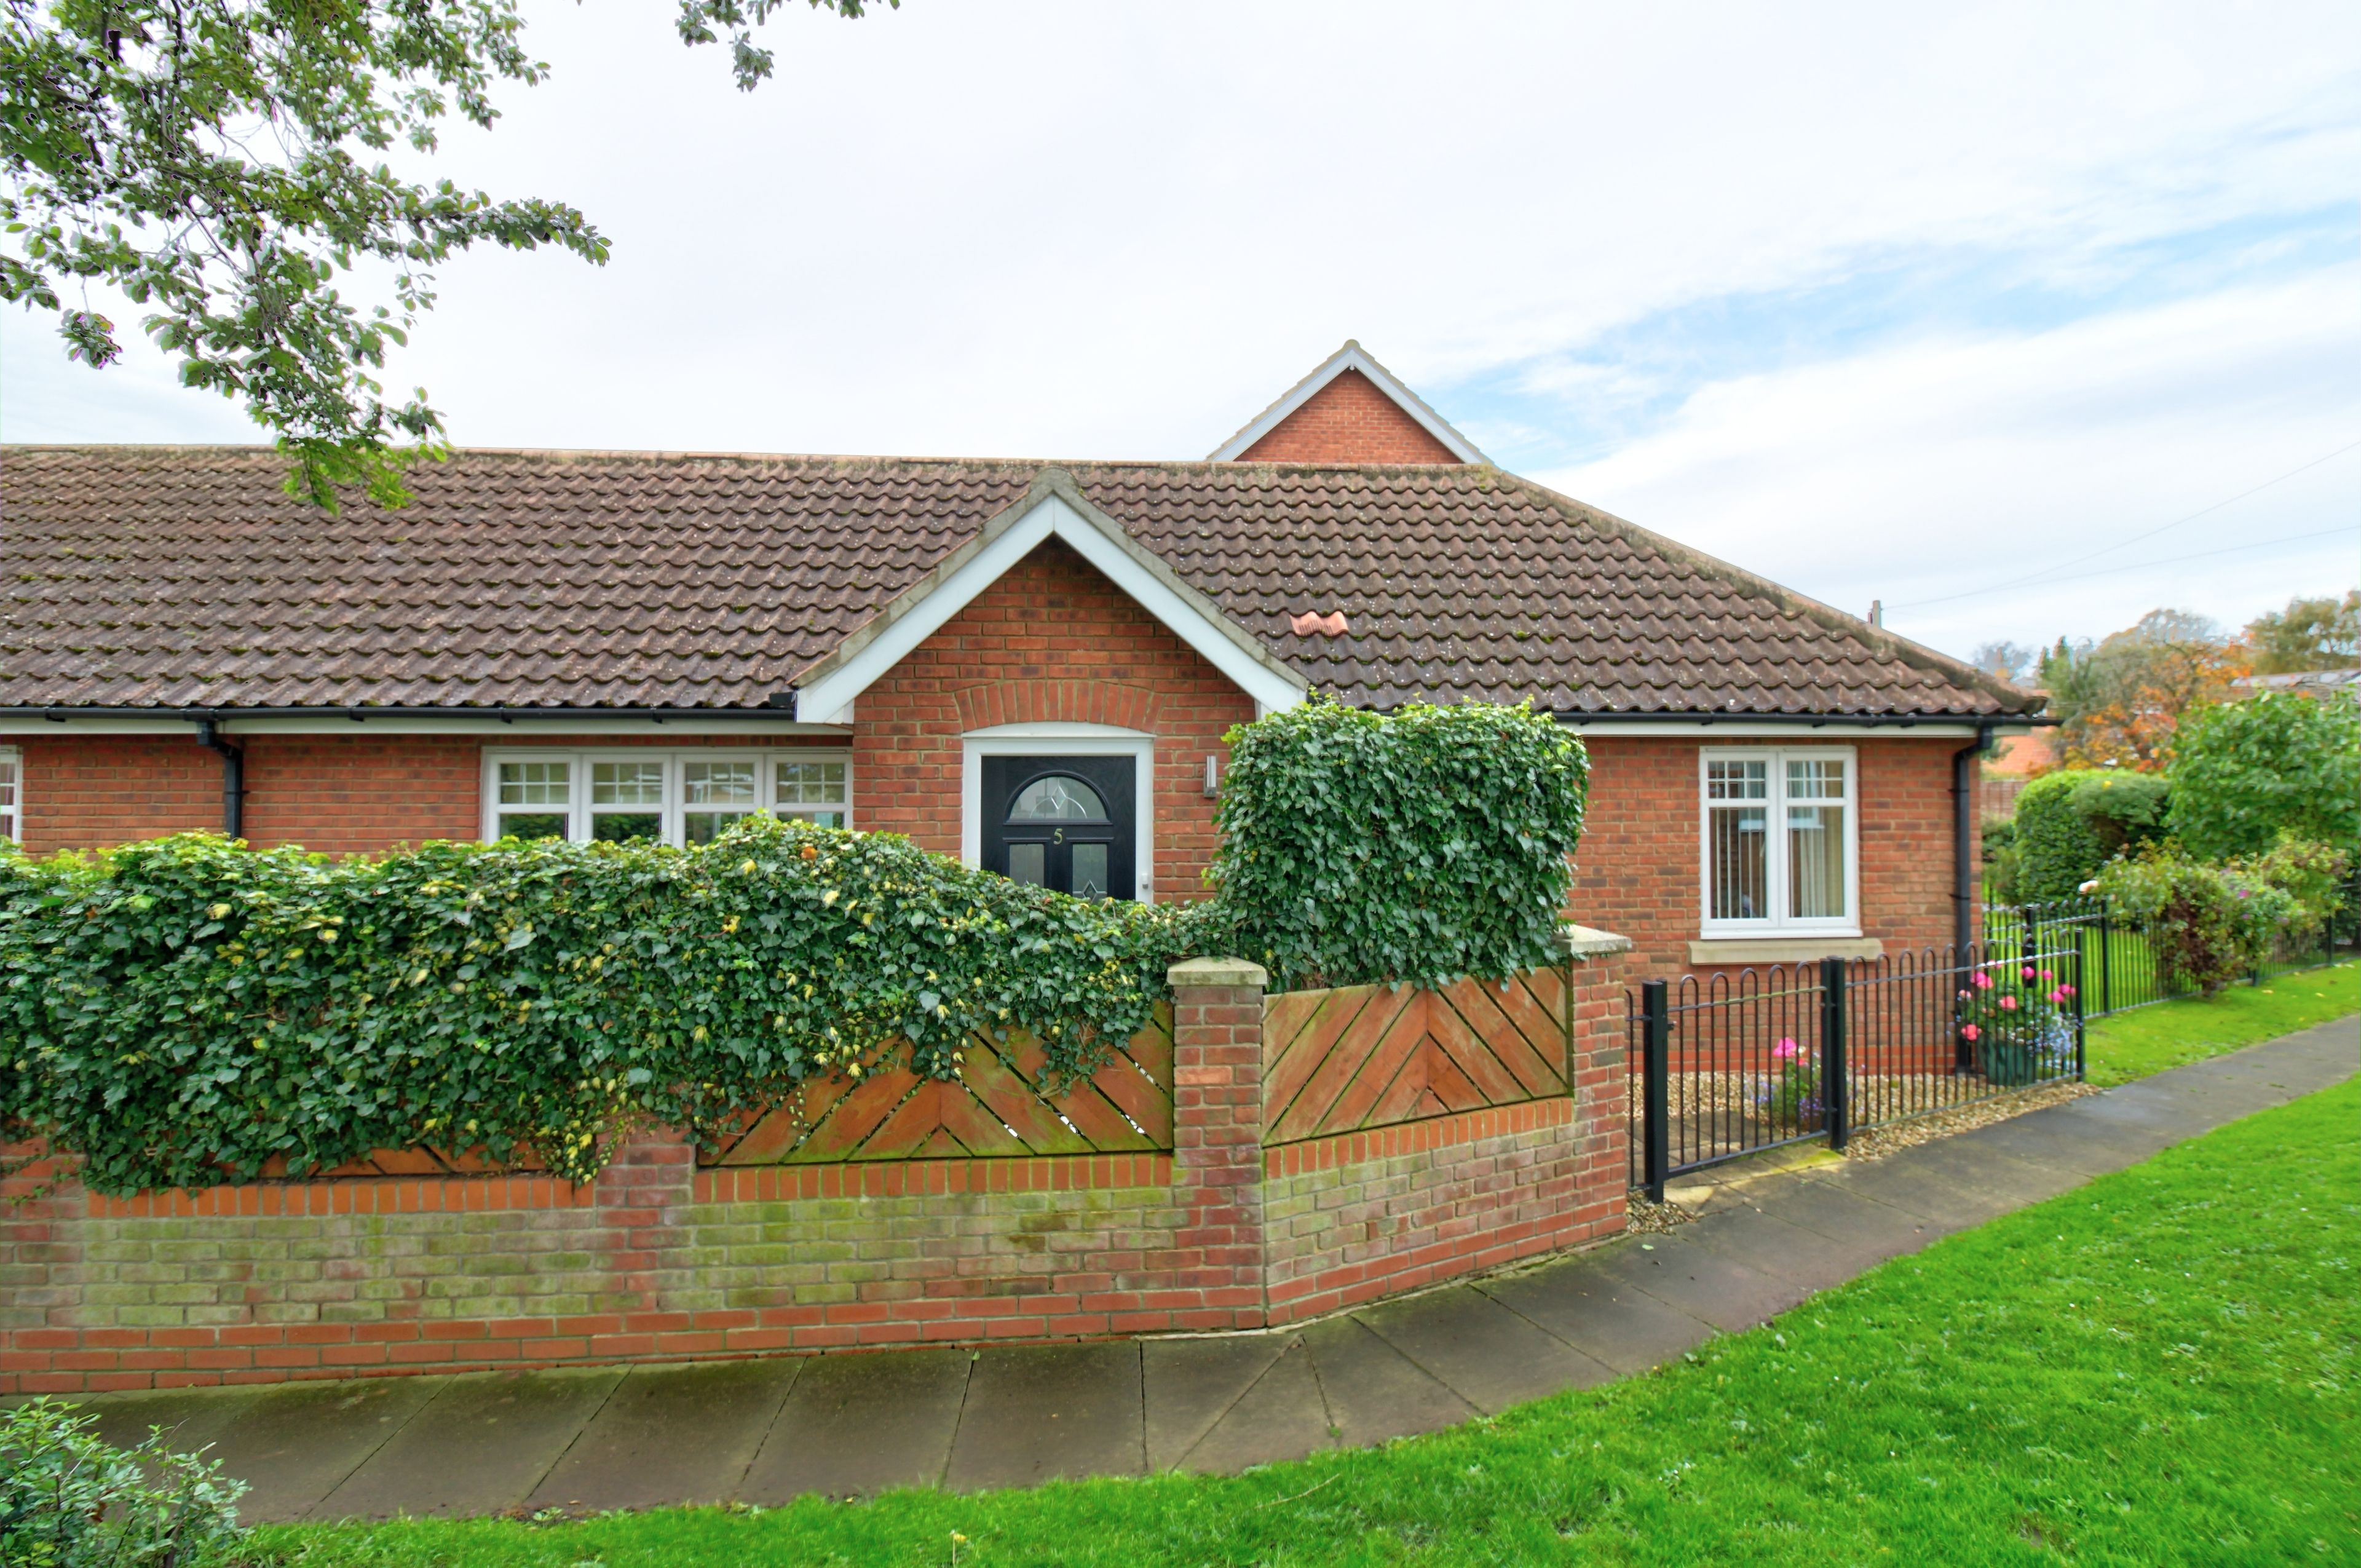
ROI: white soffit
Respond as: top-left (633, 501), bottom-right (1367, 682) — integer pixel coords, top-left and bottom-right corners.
top-left (792, 472), bottom-right (1308, 726)
top-left (1206, 340), bottom-right (1491, 464)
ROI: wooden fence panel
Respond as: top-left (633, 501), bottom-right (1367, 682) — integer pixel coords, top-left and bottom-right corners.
top-left (1263, 969), bottom-right (1570, 1146)
top-left (703, 1005), bottom-right (1174, 1165)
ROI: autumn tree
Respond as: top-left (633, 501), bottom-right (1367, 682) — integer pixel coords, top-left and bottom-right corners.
top-left (2038, 609), bottom-right (2250, 772)
top-left (2245, 590), bottom-right (2361, 675)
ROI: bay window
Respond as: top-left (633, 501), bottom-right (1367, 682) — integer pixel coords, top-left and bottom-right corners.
top-left (1699, 748), bottom-right (1857, 935)
top-left (483, 750), bottom-right (852, 846)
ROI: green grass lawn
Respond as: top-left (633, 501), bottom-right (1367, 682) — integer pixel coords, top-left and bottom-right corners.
top-left (2085, 957), bottom-right (2358, 1087)
top-left (256, 1074), bottom-right (2361, 1567)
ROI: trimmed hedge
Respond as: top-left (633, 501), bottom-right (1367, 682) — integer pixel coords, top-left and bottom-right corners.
top-left (2010, 769), bottom-right (2169, 903)
top-left (1204, 697), bottom-right (1588, 992)
top-left (1, 818), bottom-right (1198, 1194)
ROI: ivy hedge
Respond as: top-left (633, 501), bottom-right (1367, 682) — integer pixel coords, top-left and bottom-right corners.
top-left (1, 700), bottom-right (1592, 1194)
top-left (1204, 697), bottom-right (1588, 992)
top-left (1, 817), bottom-right (1198, 1195)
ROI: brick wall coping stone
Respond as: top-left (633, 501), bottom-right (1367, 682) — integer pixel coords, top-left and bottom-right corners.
top-left (1168, 956), bottom-right (1270, 988)
top-left (1557, 925), bottom-right (1636, 960)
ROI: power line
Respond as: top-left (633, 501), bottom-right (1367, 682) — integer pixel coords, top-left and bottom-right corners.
top-left (1902, 522), bottom-right (2359, 603)
top-left (1888, 435), bottom-right (2361, 609)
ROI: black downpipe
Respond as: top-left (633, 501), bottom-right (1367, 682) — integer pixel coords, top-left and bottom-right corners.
top-left (194, 720), bottom-right (245, 839)
top-left (1950, 719), bottom-right (1996, 957)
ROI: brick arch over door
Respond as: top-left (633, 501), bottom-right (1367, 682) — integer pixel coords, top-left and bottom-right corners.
top-left (951, 680), bottom-right (1161, 735)
top-left (847, 536), bottom-right (1257, 901)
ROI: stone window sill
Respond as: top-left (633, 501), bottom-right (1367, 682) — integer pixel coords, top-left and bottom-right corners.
top-left (1687, 936), bottom-right (1884, 966)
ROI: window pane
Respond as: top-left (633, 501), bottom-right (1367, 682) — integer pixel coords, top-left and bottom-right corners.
top-left (496, 812), bottom-right (569, 841)
top-left (1706, 759), bottom-right (1766, 801)
top-left (1789, 804), bottom-right (1846, 918)
top-left (1008, 842), bottom-right (1046, 885)
top-left (591, 812), bottom-right (662, 842)
top-left (777, 760), bottom-right (848, 806)
top-left (683, 810), bottom-right (749, 844)
top-left (1008, 775), bottom-right (1105, 822)
top-left (682, 761), bottom-right (757, 806)
top-left (1072, 842), bottom-right (1109, 900)
top-left (783, 809), bottom-right (848, 829)
top-left (591, 761), bottom-right (666, 806)
top-left (1786, 758), bottom-right (1846, 801)
top-left (1709, 806), bottom-right (1768, 921)
top-left (497, 760), bottom-right (571, 807)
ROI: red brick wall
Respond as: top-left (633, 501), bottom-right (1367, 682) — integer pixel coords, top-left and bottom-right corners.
top-left (850, 537), bottom-right (1255, 901)
top-left (1235, 369), bottom-right (1463, 464)
top-left (1571, 737), bottom-right (1970, 977)
top-left (13, 733), bottom-right (844, 857)
top-left (2, 960), bottom-right (1632, 1393)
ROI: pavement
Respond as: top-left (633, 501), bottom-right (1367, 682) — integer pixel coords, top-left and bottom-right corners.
top-left (26, 1016), bottom-right (2355, 1524)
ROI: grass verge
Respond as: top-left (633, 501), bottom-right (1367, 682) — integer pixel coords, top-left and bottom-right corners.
top-left (2085, 957), bottom-right (2357, 1086)
top-left (257, 1075), bottom-right (2361, 1566)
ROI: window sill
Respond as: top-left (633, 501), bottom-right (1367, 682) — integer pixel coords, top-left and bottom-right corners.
top-left (1687, 936), bottom-right (1884, 966)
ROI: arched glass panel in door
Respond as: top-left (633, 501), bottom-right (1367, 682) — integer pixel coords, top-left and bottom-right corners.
top-left (980, 754), bottom-right (1136, 901)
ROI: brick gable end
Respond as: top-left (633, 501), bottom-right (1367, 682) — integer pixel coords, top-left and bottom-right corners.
top-left (1235, 369), bottom-right (1462, 464)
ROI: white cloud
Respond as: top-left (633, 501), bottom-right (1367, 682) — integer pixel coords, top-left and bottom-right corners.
top-left (1533, 270), bottom-right (2361, 656)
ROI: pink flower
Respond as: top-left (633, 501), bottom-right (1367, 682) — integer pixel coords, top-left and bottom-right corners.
top-left (1974, 972), bottom-right (1995, 990)
top-left (1999, 996), bottom-right (2019, 1011)
top-left (2048, 988), bottom-right (2068, 1005)
top-left (2060, 984), bottom-right (2075, 997)
top-left (1962, 1023), bottom-right (1981, 1042)
top-left (1773, 1038), bottom-right (1800, 1060)
top-left (2039, 969), bottom-right (2054, 981)
top-left (2022, 966), bottom-right (2038, 982)
top-left (1957, 989), bottom-right (1972, 1002)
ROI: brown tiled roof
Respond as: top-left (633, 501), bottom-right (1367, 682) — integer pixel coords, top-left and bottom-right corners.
top-left (0, 446), bottom-right (2036, 717)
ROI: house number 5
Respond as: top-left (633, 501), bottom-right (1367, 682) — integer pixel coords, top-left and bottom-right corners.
top-left (1053, 828), bottom-right (1065, 844)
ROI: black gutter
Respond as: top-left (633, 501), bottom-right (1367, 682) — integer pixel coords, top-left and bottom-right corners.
top-left (1952, 718), bottom-right (1998, 958)
top-left (14, 704), bottom-right (818, 723)
top-left (192, 719), bottom-right (246, 839)
top-left (1548, 710), bottom-right (2055, 728)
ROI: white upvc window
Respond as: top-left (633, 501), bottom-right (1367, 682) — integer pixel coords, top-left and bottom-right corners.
top-left (0, 746), bottom-right (19, 844)
top-left (1698, 747), bottom-right (1859, 936)
top-left (481, 750), bottom-right (852, 846)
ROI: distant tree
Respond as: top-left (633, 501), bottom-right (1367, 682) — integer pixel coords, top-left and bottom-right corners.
top-left (1968, 641), bottom-right (2036, 684)
top-left (2039, 609), bottom-right (2249, 772)
top-left (1, 0), bottom-right (890, 507)
top-left (2245, 590), bottom-right (2361, 675)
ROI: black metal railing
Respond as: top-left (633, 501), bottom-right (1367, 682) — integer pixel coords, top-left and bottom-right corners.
top-left (1984, 870), bottom-right (2361, 1021)
top-left (1630, 946), bottom-right (2086, 1198)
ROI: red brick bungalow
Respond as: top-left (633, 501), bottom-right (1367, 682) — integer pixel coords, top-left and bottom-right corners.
top-left (1, 343), bottom-right (2043, 978)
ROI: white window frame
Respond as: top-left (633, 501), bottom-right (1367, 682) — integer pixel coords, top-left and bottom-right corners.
top-left (1697, 745), bottom-right (1861, 938)
top-left (0, 745), bottom-right (19, 844)
top-left (480, 748), bottom-right (852, 847)
top-left (960, 723), bottom-right (1157, 903)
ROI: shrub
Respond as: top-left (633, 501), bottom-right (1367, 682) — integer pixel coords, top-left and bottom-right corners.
top-left (0, 1397), bottom-right (249, 1566)
top-left (1956, 956), bottom-right (2078, 1084)
top-left (2095, 845), bottom-right (2293, 996)
top-left (1205, 696), bottom-right (1588, 992)
top-left (1, 817), bottom-right (1201, 1194)
top-left (2236, 833), bottom-right (2353, 951)
top-left (2166, 691), bottom-right (2361, 859)
top-left (2009, 769), bottom-right (2170, 903)
top-left (1980, 817), bottom-right (2021, 906)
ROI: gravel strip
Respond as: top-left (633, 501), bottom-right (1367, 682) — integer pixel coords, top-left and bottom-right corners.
top-left (1841, 1079), bottom-right (2100, 1162)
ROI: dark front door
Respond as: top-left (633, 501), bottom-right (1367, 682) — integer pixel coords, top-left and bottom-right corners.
top-left (981, 754), bottom-right (1136, 901)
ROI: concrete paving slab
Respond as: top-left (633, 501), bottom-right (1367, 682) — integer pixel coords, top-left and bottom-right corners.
top-left (205, 1376), bottom-right (445, 1523)
top-left (1354, 1285), bottom-right (1614, 1414)
top-left (738, 1348), bottom-right (968, 1502)
top-left (63, 1385), bottom-right (263, 1465)
top-left (1679, 1208), bottom-right (1889, 1294)
top-left (1142, 1333), bottom-right (1291, 1473)
top-left (1814, 1158), bottom-right (2012, 1232)
top-left (315, 1367), bottom-right (623, 1521)
top-left (1300, 1316), bottom-right (1473, 1446)
top-left (1878, 1138), bottom-right (2087, 1206)
top-left (1480, 1258), bottom-right (1715, 1374)
top-left (1750, 1178), bottom-right (1946, 1260)
top-left (1588, 1233), bottom-right (1812, 1334)
top-left (944, 1342), bottom-right (1145, 1492)
top-left (1176, 1340), bottom-right (1334, 1475)
top-left (528, 1358), bottom-right (802, 1513)
top-left (1943, 1112), bottom-right (2158, 1177)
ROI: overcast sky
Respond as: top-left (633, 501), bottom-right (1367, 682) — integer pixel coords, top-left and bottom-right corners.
top-left (7, 1), bottom-right (2358, 666)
